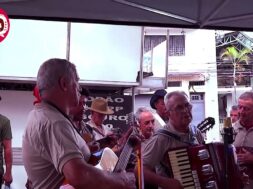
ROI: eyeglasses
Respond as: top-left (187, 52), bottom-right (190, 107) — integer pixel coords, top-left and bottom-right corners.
top-left (143, 119), bottom-right (155, 125)
top-left (170, 103), bottom-right (192, 112)
top-left (238, 105), bottom-right (252, 112)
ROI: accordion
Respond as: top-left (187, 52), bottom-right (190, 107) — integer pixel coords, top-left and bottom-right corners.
top-left (166, 142), bottom-right (243, 189)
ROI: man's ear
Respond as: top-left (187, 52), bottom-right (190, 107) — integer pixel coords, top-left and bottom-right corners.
top-left (154, 101), bottom-right (158, 109)
top-left (58, 76), bottom-right (68, 91)
top-left (166, 110), bottom-right (171, 118)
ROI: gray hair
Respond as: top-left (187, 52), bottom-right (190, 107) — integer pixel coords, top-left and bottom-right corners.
top-left (135, 107), bottom-right (153, 123)
top-left (164, 91), bottom-right (188, 111)
top-left (37, 58), bottom-right (78, 95)
top-left (231, 105), bottom-right (238, 111)
top-left (239, 91), bottom-right (253, 101)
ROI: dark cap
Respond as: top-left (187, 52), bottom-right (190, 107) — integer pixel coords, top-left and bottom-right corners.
top-left (150, 89), bottom-right (167, 109)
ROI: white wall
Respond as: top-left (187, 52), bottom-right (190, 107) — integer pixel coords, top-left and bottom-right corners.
top-left (0, 90), bottom-right (34, 189)
top-left (134, 95), bottom-right (152, 112)
top-left (0, 90), bottom-right (34, 147)
top-left (148, 28), bottom-right (220, 142)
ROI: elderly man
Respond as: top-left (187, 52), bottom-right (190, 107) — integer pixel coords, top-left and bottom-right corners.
top-left (141, 91), bottom-right (204, 189)
top-left (86, 98), bottom-right (114, 140)
top-left (125, 107), bottom-right (155, 172)
top-left (233, 91), bottom-right (253, 189)
top-left (135, 107), bottom-right (155, 144)
top-left (230, 105), bottom-right (239, 124)
top-left (22, 58), bottom-right (136, 189)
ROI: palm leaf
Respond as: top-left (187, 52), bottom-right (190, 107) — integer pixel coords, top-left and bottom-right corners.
top-left (238, 48), bottom-right (252, 64)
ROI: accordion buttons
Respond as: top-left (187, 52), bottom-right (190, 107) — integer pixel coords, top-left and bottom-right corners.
top-left (205, 180), bottom-right (218, 189)
top-left (197, 149), bottom-right (210, 160)
top-left (201, 164), bottom-right (214, 175)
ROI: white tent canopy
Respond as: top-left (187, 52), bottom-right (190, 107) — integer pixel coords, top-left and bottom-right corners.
top-left (1, 0), bottom-right (253, 31)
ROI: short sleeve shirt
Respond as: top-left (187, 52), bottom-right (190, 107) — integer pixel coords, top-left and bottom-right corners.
top-left (142, 122), bottom-right (203, 178)
top-left (22, 102), bottom-right (90, 189)
top-left (86, 120), bottom-right (112, 140)
top-left (233, 121), bottom-right (253, 185)
top-left (233, 121), bottom-right (253, 148)
top-left (0, 114), bottom-right (12, 174)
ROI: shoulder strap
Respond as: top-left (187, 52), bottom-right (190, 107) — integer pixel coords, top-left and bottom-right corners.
top-left (189, 125), bottom-right (205, 145)
top-left (155, 129), bottom-right (193, 145)
top-left (155, 129), bottom-right (181, 141)
top-left (155, 129), bottom-right (184, 178)
top-left (85, 123), bottom-right (93, 133)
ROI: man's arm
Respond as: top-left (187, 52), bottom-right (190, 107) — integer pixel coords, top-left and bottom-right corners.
top-left (136, 165), bottom-right (182, 189)
top-left (2, 139), bottom-right (12, 184)
top-left (63, 158), bottom-right (136, 189)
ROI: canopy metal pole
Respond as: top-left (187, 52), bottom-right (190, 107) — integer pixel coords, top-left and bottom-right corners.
top-left (131, 86), bottom-right (135, 112)
top-left (66, 22), bottom-right (71, 60)
top-left (113, 0), bottom-right (197, 24)
top-left (165, 29), bottom-right (169, 89)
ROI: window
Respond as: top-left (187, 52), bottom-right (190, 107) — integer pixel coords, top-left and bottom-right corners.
top-left (144, 35), bottom-right (185, 56)
top-left (169, 35), bottom-right (185, 56)
top-left (189, 81), bottom-right (205, 86)
top-left (144, 35), bottom-right (166, 53)
top-left (190, 93), bottom-right (204, 101)
top-left (167, 81), bottom-right (182, 87)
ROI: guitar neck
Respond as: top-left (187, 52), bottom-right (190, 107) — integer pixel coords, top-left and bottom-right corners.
top-left (113, 125), bottom-right (139, 172)
top-left (113, 142), bottom-right (133, 172)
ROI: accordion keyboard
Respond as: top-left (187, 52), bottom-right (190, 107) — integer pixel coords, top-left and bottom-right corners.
top-left (168, 148), bottom-right (201, 189)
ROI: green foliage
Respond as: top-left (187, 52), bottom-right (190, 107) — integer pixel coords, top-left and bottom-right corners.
top-left (220, 46), bottom-right (251, 65)
top-left (219, 46), bottom-right (252, 103)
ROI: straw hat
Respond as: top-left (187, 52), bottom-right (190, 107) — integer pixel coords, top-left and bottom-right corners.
top-left (88, 98), bottom-right (114, 115)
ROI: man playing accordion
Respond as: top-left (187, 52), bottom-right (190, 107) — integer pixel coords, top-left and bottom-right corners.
top-left (141, 91), bottom-right (204, 189)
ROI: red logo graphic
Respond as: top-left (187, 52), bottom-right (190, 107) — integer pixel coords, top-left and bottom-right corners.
top-left (0, 9), bottom-right (10, 43)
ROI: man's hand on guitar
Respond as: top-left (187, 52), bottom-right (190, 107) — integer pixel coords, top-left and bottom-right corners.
top-left (87, 141), bottom-right (100, 153)
top-left (128, 134), bottom-right (142, 151)
top-left (106, 133), bottom-right (119, 148)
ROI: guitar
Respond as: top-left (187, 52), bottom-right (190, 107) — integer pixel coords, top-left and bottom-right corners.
top-left (61, 113), bottom-right (141, 189)
top-left (196, 117), bottom-right (215, 134)
top-left (125, 113), bottom-right (144, 189)
top-left (82, 126), bottom-right (122, 153)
